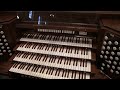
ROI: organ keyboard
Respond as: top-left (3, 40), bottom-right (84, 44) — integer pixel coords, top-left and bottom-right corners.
top-left (9, 62), bottom-right (90, 79)
top-left (16, 42), bottom-right (92, 60)
top-left (20, 32), bottom-right (93, 48)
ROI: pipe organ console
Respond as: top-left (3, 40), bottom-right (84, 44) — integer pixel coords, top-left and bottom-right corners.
top-left (1, 11), bottom-right (120, 79)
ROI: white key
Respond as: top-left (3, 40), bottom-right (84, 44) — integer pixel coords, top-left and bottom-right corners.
top-left (34, 66), bottom-right (42, 77)
top-left (57, 58), bottom-right (62, 69)
top-left (61, 70), bottom-right (65, 79)
top-left (80, 60), bottom-right (84, 71)
top-left (20, 64), bottom-right (30, 75)
top-left (63, 36), bottom-right (67, 43)
top-left (87, 61), bottom-right (91, 72)
top-left (18, 64), bottom-right (26, 74)
top-left (82, 60), bottom-right (86, 72)
top-left (80, 38), bottom-right (83, 47)
top-left (40, 56), bottom-right (48, 65)
top-left (39, 56), bottom-right (45, 65)
top-left (76, 72), bottom-right (79, 79)
top-left (27, 65), bottom-right (34, 76)
top-left (34, 45), bottom-right (40, 53)
top-left (83, 38), bottom-right (87, 47)
top-left (75, 49), bottom-right (79, 58)
top-left (59, 70), bottom-right (64, 79)
top-left (52, 69), bottom-right (57, 79)
top-left (55, 69), bottom-right (61, 79)
top-left (72, 60), bottom-right (77, 70)
top-left (52, 57), bottom-right (56, 66)
top-left (79, 72), bottom-right (82, 79)
top-left (31, 65), bottom-right (38, 77)
top-left (68, 71), bottom-right (72, 79)
top-left (86, 50), bottom-right (89, 60)
top-left (22, 43), bottom-right (29, 51)
top-left (54, 69), bottom-right (59, 79)
top-left (38, 66), bottom-right (45, 78)
top-left (60, 58), bottom-right (65, 69)
top-left (18, 53), bottom-right (27, 62)
top-left (44, 56), bottom-right (50, 66)
top-left (89, 39), bottom-right (92, 47)
top-left (54, 57), bottom-right (59, 67)
top-left (26, 53), bottom-right (34, 62)
top-left (21, 64), bottom-right (29, 75)
top-left (14, 63), bottom-right (22, 73)
top-left (63, 59), bottom-right (67, 69)
top-left (48, 68), bottom-right (54, 79)
top-left (82, 49), bottom-right (85, 59)
top-left (82, 73), bottom-right (86, 79)
top-left (36, 66), bottom-right (43, 78)
top-left (62, 47), bottom-right (67, 57)
top-left (16, 63), bottom-right (24, 74)
top-left (70, 59), bottom-right (74, 70)
top-left (86, 73), bottom-right (90, 79)
top-left (88, 50), bottom-right (91, 59)
top-left (72, 48), bottom-right (77, 58)
top-left (41, 45), bottom-right (47, 53)
top-left (64, 70), bottom-right (69, 79)
top-left (75, 60), bottom-right (79, 71)
top-left (65, 59), bottom-right (70, 69)
top-left (80, 49), bottom-right (84, 59)
top-left (85, 38), bottom-right (89, 47)
top-left (72, 71), bottom-right (75, 79)
top-left (31, 54), bottom-right (37, 63)
top-left (19, 64), bottom-right (27, 74)
top-left (42, 67), bottom-right (48, 79)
